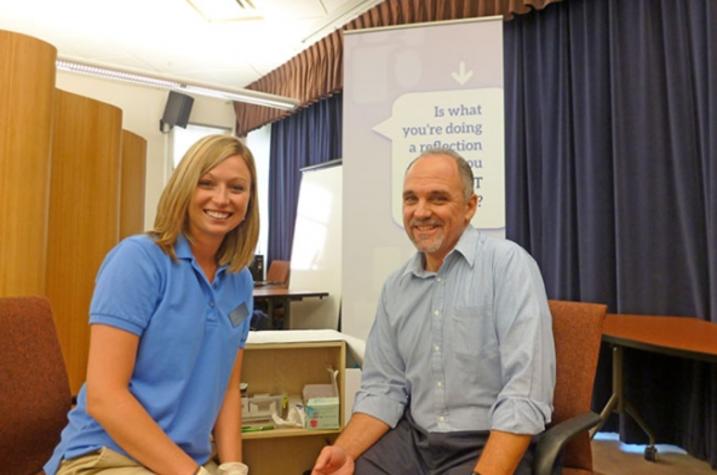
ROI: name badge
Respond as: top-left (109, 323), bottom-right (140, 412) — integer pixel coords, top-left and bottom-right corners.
top-left (229, 303), bottom-right (249, 328)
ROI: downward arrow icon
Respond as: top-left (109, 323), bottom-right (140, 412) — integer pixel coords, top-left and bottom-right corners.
top-left (451, 61), bottom-right (474, 85)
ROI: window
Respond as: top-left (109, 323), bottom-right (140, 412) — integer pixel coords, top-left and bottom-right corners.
top-left (172, 123), bottom-right (231, 169)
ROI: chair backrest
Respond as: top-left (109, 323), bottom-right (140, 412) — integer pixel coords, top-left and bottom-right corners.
top-left (548, 299), bottom-right (607, 474)
top-left (0, 296), bottom-right (72, 474)
top-left (266, 260), bottom-right (290, 287)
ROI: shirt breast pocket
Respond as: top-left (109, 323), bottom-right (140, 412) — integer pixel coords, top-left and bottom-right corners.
top-left (451, 305), bottom-right (498, 358)
top-left (228, 302), bottom-right (250, 328)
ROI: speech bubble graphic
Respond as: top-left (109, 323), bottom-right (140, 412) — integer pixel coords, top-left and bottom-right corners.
top-left (373, 88), bottom-right (505, 229)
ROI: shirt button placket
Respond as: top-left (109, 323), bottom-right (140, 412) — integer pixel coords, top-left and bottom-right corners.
top-left (431, 274), bottom-right (447, 427)
top-left (208, 282), bottom-right (218, 314)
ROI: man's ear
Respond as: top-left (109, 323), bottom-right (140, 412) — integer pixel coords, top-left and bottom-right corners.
top-left (464, 193), bottom-right (478, 223)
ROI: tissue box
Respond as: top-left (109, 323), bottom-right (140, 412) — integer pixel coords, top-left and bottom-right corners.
top-left (303, 383), bottom-right (339, 430)
top-left (242, 393), bottom-right (284, 423)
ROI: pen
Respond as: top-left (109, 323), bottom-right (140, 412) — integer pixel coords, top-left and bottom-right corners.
top-left (241, 424), bottom-right (274, 432)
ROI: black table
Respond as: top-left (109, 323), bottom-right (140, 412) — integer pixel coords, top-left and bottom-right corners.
top-left (253, 287), bottom-right (329, 328)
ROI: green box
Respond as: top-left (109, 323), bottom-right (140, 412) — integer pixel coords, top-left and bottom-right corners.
top-left (303, 385), bottom-right (339, 430)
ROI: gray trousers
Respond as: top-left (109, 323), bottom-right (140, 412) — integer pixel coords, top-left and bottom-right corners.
top-left (355, 413), bottom-right (534, 475)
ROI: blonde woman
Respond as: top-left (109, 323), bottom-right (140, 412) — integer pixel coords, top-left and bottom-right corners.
top-left (45, 135), bottom-right (259, 475)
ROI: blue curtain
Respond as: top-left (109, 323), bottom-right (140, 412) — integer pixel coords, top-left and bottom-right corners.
top-left (267, 93), bottom-right (343, 264)
top-left (505, 0), bottom-right (716, 467)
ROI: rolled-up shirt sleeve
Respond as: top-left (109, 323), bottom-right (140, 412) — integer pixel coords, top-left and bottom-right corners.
top-left (490, 247), bottom-right (556, 435)
top-left (352, 286), bottom-right (409, 428)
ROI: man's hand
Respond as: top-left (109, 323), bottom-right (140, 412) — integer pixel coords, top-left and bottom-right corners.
top-left (311, 412), bottom-right (389, 474)
top-left (311, 445), bottom-right (355, 475)
top-left (473, 430), bottom-right (532, 475)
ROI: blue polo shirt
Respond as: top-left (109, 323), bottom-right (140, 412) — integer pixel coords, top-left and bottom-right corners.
top-left (44, 234), bottom-right (252, 475)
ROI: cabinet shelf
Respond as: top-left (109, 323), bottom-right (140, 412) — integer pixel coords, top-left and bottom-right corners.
top-left (242, 339), bottom-right (346, 475)
top-left (243, 427), bottom-right (341, 440)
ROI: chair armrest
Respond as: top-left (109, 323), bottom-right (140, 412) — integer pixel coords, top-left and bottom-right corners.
top-left (533, 411), bottom-right (602, 475)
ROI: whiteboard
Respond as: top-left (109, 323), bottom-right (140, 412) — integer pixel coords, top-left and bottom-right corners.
top-left (288, 160), bottom-right (342, 330)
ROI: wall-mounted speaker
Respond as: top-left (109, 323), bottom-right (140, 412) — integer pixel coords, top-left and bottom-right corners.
top-left (159, 91), bottom-right (194, 133)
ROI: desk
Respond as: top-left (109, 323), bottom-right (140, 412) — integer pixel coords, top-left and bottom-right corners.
top-left (592, 314), bottom-right (717, 460)
top-left (253, 287), bottom-right (329, 328)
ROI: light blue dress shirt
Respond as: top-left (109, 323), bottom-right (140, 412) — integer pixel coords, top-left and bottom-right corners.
top-left (353, 226), bottom-right (555, 435)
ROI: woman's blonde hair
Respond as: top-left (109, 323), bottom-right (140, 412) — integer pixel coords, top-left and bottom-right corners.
top-left (150, 134), bottom-right (260, 272)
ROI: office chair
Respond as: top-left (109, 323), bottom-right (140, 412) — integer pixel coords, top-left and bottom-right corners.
top-left (533, 299), bottom-right (607, 475)
top-left (265, 259), bottom-right (290, 287)
top-left (0, 296), bottom-right (73, 474)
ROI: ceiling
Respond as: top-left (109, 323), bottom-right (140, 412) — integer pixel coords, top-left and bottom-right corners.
top-left (0, 0), bottom-right (383, 90)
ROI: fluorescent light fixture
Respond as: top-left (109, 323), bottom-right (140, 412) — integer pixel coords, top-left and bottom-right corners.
top-left (55, 60), bottom-right (179, 89)
top-left (186, 0), bottom-right (263, 22)
top-left (56, 58), bottom-right (299, 111)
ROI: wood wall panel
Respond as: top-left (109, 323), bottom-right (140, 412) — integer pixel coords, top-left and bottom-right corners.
top-left (47, 89), bottom-right (122, 393)
top-left (119, 130), bottom-right (147, 239)
top-left (0, 30), bottom-right (56, 296)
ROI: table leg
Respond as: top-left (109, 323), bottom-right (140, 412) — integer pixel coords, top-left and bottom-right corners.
top-left (592, 393), bottom-right (618, 437)
top-left (591, 345), bottom-right (658, 461)
top-left (271, 297), bottom-right (290, 329)
top-left (284, 298), bottom-right (292, 329)
top-left (591, 345), bottom-right (623, 437)
top-left (266, 299), bottom-right (275, 328)
top-left (624, 401), bottom-right (657, 448)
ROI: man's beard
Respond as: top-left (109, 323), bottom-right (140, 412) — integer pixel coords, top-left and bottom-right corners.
top-left (408, 218), bottom-right (444, 254)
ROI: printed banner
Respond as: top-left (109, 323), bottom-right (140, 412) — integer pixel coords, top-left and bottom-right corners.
top-left (342, 18), bottom-right (505, 340)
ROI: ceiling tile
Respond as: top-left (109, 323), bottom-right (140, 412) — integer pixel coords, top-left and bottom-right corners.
top-left (0, 0), bottom-right (374, 88)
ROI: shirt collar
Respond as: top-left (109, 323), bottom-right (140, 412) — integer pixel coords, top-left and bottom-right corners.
top-left (403, 225), bottom-right (478, 278)
top-left (403, 253), bottom-right (426, 278)
top-left (453, 225), bottom-right (478, 267)
top-left (175, 233), bottom-right (193, 260)
top-left (176, 233), bottom-right (229, 278)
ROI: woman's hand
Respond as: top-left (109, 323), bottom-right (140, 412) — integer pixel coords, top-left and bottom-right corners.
top-left (217, 461), bottom-right (249, 475)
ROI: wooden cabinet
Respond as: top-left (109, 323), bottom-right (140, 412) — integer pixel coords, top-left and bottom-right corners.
top-left (242, 340), bottom-right (345, 475)
top-left (0, 30), bottom-right (56, 297)
top-left (119, 130), bottom-right (147, 238)
top-left (46, 89), bottom-right (123, 394)
top-left (0, 30), bottom-right (149, 392)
